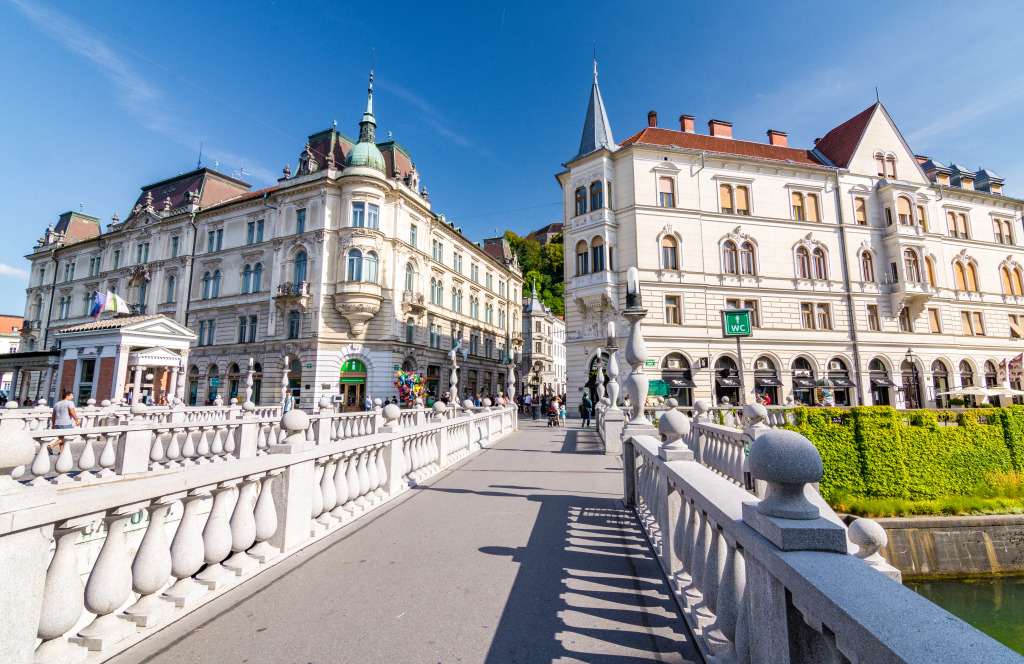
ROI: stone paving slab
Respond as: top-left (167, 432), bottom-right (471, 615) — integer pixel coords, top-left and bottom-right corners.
top-left (110, 421), bottom-right (700, 664)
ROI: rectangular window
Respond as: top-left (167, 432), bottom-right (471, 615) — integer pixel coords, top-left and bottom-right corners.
top-left (972, 311), bottom-right (984, 336)
top-left (885, 208), bottom-right (893, 226)
top-left (917, 205), bottom-right (928, 232)
top-left (79, 358), bottom-right (96, 385)
top-left (867, 305), bottom-right (880, 331)
top-left (216, 230), bottom-right (222, 250)
top-left (256, 220), bottom-right (264, 243)
top-left (207, 231), bottom-right (215, 253)
top-left (248, 315), bottom-right (257, 343)
top-left (351, 203), bottom-right (364, 228)
top-left (238, 316), bottom-right (247, 344)
top-left (247, 222), bottom-right (255, 245)
top-left (800, 302), bottom-right (814, 329)
top-left (499, 281), bottom-right (505, 297)
top-left (198, 321), bottom-right (206, 346)
top-left (207, 320), bottom-right (216, 346)
top-left (367, 204), bottom-right (379, 230)
top-left (664, 295), bottom-right (681, 324)
top-left (171, 236), bottom-right (179, 258)
top-left (453, 253), bottom-right (462, 273)
top-left (898, 309), bottom-right (913, 332)
top-left (929, 308), bottom-right (941, 333)
top-left (471, 264), bottom-right (479, 283)
top-left (890, 263), bottom-right (898, 284)
top-left (1010, 314), bottom-right (1023, 339)
top-left (410, 224), bottom-right (417, 248)
top-left (806, 193), bottom-right (820, 222)
top-left (854, 197), bottom-right (867, 225)
top-left (658, 176), bottom-right (674, 208)
top-left (995, 219), bottom-right (1014, 245)
top-left (962, 311), bottom-right (985, 336)
top-left (296, 209), bottom-right (306, 234)
top-left (725, 298), bottom-right (760, 327)
top-left (112, 250), bottom-right (120, 269)
top-left (816, 303), bottom-right (832, 330)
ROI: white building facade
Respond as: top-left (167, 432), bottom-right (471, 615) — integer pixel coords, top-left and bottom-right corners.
top-left (521, 286), bottom-right (567, 398)
top-left (559, 66), bottom-right (1024, 413)
top-left (19, 76), bottom-right (523, 409)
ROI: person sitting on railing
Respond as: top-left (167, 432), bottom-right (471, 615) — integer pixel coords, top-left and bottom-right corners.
top-left (49, 391), bottom-right (80, 454)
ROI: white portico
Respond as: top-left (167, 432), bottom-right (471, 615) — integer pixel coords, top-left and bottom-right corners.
top-left (54, 314), bottom-right (196, 405)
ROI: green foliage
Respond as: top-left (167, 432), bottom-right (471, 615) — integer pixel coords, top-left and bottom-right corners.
top-left (505, 230), bottom-right (564, 316)
top-left (789, 406), bottom-right (1021, 505)
top-left (831, 494), bottom-right (1024, 518)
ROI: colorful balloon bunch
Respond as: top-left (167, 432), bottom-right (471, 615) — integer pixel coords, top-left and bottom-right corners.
top-left (394, 370), bottom-right (426, 403)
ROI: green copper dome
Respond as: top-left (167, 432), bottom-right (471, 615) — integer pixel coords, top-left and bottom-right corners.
top-left (345, 72), bottom-right (386, 172)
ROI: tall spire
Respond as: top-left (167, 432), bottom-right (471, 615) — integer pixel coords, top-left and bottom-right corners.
top-left (359, 70), bottom-right (376, 143)
top-left (574, 53), bottom-right (615, 161)
top-left (345, 62), bottom-right (386, 172)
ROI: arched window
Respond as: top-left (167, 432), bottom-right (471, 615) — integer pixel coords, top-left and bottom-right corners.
top-left (82, 292), bottom-right (91, 316)
top-left (365, 251), bottom-right (379, 283)
top-left (796, 246), bottom-right (811, 279)
top-left (294, 251), bottom-right (307, 283)
top-left (575, 240), bottom-right (589, 275)
top-left (904, 250), bottom-right (921, 283)
top-left (429, 278), bottom-right (437, 304)
top-left (207, 364), bottom-right (220, 402)
top-left (661, 236), bottom-right (678, 270)
top-left (211, 270), bottom-right (221, 298)
top-left (1002, 267), bottom-right (1013, 294)
top-left (253, 263), bottom-right (263, 292)
top-left (967, 263), bottom-right (979, 292)
top-left (740, 242), bottom-right (756, 275)
top-left (201, 271), bottom-right (211, 299)
top-left (719, 184), bottom-right (733, 214)
top-left (735, 186), bottom-right (750, 215)
top-left (406, 318), bottom-right (415, 344)
top-left (241, 265), bottom-right (252, 294)
top-left (960, 360), bottom-right (975, 390)
top-left (591, 236), bottom-right (605, 272)
top-left (166, 275), bottom-right (175, 303)
top-left (985, 360), bottom-right (999, 388)
top-left (723, 241), bottom-right (738, 274)
top-left (574, 187), bottom-right (587, 216)
top-left (886, 156), bottom-right (897, 179)
top-left (861, 252), bottom-right (875, 282)
top-left (954, 262), bottom-right (968, 291)
top-left (925, 257), bottom-right (936, 287)
top-left (589, 181), bottom-right (603, 210)
top-left (1015, 269), bottom-right (1024, 296)
top-left (875, 154), bottom-right (886, 177)
top-left (791, 192), bottom-right (805, 220)
top-left (405, 263), bottom-right (415, 292)
top-left (897, 197), bottom-right (914, 225)
top-left (812, 248), bottom-right (827, 279)
top-left (806, 193), bottom-right (820, 222)
top-left (932, 360), bottom-right (950, 409)
top-left (347, 249), bottom-right (363, 282)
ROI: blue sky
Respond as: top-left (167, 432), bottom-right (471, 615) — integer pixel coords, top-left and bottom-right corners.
top-left (2, 0), bottom-right (1023, 315)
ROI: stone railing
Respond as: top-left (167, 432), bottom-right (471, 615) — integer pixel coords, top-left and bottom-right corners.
top-left (0, 400), bottom-right (517, 663)
top-left (624, 423), bottom-right (1021, 663)
top-left (1, 402), bottom-right (284, 431)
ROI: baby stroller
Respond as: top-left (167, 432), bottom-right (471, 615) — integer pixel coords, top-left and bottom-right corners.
top-left (547, 406), bottom-right (560, 427)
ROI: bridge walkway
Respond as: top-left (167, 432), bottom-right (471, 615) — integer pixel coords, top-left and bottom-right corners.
top-left (110, 420), bottom-right (700, 664)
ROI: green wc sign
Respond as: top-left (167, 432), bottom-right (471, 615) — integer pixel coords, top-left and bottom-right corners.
top-left (721, 309), bottom-right (753, 337)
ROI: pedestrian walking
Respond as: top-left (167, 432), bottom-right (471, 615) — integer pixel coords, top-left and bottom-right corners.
top-left (580, 392), bottom-right (592, 428)
top-left (49, 391), bottom-right (80, 454)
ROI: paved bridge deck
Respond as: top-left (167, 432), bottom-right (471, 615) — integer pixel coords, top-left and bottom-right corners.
top-left (111, 421), bottom-right (700, 664)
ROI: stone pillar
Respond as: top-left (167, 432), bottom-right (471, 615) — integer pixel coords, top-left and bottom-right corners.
top-left (112, 344), bottom-right (131, 403)
top-left (168, 366), bottom-right (179, 403)
top-left (9, 367), bottom-right (19, 403)
top-left (132, 366), bottom-right (142, 404)
top-left (269, 410), bottom-right (314, 553)
top-left (41, 365), bottom-right (54, 404)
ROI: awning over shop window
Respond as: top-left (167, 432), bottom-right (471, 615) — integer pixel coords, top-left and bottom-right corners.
top-left (829, 376), bottom-right (856, 388)
top-left (754, 375), bottom-right (783, 387)
top-left (871, 376), bottom-right (897, 388)
top-left (792, 377), bottom-right (816, 389)
top-left (648, 380), bottom-right (670, 396)
top-left (716, 376), bottom-right (741, 388)
top-left (662, 371), bottom-right (696, 389)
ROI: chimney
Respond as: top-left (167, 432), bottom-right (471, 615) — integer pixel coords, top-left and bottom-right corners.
top-left (648, 111), bottom-right (658, 128)
top-left (679, 115), bottom-right (695, 133)
top-left (766, 130), bottom-right (788, 147)
top-left (708, 119), bottom-right (732, 138)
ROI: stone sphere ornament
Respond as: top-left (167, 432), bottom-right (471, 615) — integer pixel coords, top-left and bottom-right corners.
top-left (281, 408), bottom-right (310, 433)
top-left (382, 403), bottom-right (401, 423)
top-left (318, 397), bottom-right (331, 410)
top-left (849, 517), bottom-right (889, 564)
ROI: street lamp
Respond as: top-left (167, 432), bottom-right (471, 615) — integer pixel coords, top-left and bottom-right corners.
top-left (904, 347), bottom-right (920, 409)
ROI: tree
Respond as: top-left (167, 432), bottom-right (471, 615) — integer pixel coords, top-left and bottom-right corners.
top-left (506, 230), bottom-right (564, 316)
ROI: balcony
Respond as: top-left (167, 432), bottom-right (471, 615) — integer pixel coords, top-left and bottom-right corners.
top-left (888, 280), bottom-right (934, 319)
top-left (274, 281), bottom-right (312, 313)
top-left (24, 320), bottom-right (41, 330)
top-left (882, 222), bottom-right (926, 247)
top-left (570, 270), bottom-right (619, 292)
top-left (333, 281), bottom-right (383, 337)
top-left (401, 289), bottom-right (427, 317)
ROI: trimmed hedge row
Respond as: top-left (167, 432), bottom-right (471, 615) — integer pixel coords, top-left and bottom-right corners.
top-left (785, 405), bottom-right (1024, 501)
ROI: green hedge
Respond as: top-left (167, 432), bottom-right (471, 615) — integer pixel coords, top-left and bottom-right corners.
top-left (786, 406), bottom-right (1020, 501)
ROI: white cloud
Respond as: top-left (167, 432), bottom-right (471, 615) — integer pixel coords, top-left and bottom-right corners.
top-left (0, 264), bottom-right (29, 279)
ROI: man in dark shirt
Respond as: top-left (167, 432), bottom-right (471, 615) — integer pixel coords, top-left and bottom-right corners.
top-left (580, 393), bottom-right (592, 428)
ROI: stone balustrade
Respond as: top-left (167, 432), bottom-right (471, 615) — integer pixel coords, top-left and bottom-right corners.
top-left (1, 402), bottom-right (286, 431)
top-left (623, 428), bottom-right (1021, 663)
top-left (0, 401), bottom-right (517, 663)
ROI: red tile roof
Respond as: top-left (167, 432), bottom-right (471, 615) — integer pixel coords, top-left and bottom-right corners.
top-left (812, 104), bottom-right (878, 168)
top-left (54, 212), bottom-right (101, 243)
top-left (0, 315), bottom-right (23, 334)
top-left (203, 186), bottom-right (279, 212)
top-left (619, 128), bottom-right (826, 167)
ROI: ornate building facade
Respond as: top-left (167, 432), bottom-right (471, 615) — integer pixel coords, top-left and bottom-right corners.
top-left (520, 285), bottom-right (566, 398)
top-left (559, 64), bottom-right (1024, 413)
top-left (20, 75), bottom-right (523, 409)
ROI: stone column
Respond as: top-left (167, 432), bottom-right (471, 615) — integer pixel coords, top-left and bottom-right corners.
top-left (41, 365), bottom-right (54, 404)
top-left (132, 366), bottom-right (143, 404)
top-left (168, 366), bottom-right (179, 404)
top-left (9, 366), bottom-right (19, 403)
top-left (112, 344), bottom-right (131, 403)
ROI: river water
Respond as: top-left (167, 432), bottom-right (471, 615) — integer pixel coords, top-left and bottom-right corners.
top-left (906, 575), bottom-right (1024, 655)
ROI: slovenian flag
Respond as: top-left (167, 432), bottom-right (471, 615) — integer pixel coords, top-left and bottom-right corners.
top-left (90, 292), bottom-right (107, 318)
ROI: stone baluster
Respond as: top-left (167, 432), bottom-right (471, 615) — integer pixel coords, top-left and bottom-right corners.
top-left (224, 477), bottom-right (260, 575)
top-left (51, 436), bottom-right (77, 484)
top-left (35, 523), bottom-right (88, 662)
top-left (317, 459), bottom-right (338, 527)
top-left (374, 446), bottom-right (388, 498)
top-left (164, 491), bottom-right (209, 607)
top-left (72, 508), bottom-right (139, 651)
top-left (330, 454), bottom-right (350, 519)
top-left (248, 472), bottom-right (281, 563)
top-left (310, 462), bottom-right (325, 532)
top-left (701, 524), bottom-right (726, 633)
top-left (30, 439), bottom-right (52, 485)
top-left (75, 432), bottom-right (99, 481)
top-left (364, 450), bottom-right (379, 504)
top-left (195, 480), bottom-right (240, 589)
top-left (355, 450), bottom-right (371, 505)
top-left (180, 428), bottom-right (197, 463)
top-left (164, 428), bottom-right (182, 468)
top-left (689, 508), bottom-right (710, 619)
top-left (343, 452), bottom-right (360, 513)
top-left (149, 432), bottom-right (165, 471)
top-left (124, 498), bottom-right (177, 627)
top-left (97, 432), bottom-right (117, 477)
top-left (673, 495), bottom-right (692, 589)
top-left (210, 425), bottom-right (226, 459)
top-left (708, 537), bottom-right (747, 661)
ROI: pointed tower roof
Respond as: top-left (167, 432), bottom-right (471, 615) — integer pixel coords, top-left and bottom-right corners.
top-left (525, 278), bottom-right (544, 313)
top-left (345, 70), bottom-right (386, 172)
top-left (573, 59), bottom-right (615, 161)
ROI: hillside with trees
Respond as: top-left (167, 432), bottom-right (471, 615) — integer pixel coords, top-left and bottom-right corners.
top-left (504, 230), bottom-right (564, 317)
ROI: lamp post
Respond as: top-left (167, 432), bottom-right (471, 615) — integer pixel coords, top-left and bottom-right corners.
top-left (623, 267), bottom-right (652, 428)
top-left (605, 321), bottom-right (621, 413)
top-left (904, 347), bottom-right (920, 409)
